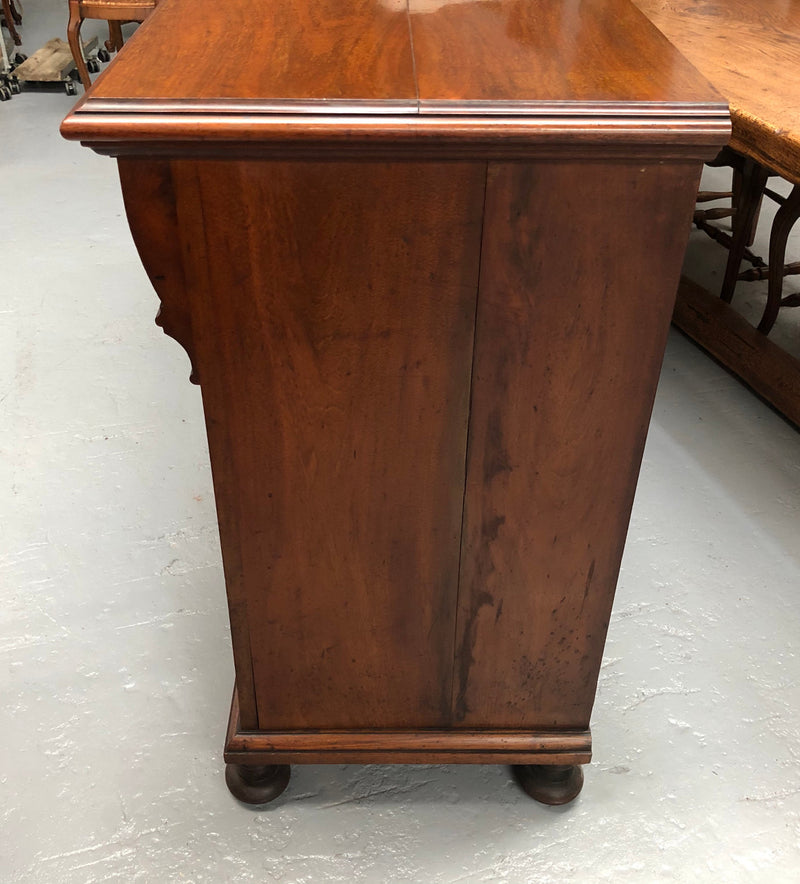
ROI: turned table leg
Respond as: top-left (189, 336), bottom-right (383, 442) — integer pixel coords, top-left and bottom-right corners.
top-left (225, 764), bottom-right (291, 805)
top-left (512, 764), bottom-right (585, 806)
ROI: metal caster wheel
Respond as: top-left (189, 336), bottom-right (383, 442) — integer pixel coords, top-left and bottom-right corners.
top-left (98, 48), bottom-right (110, 63)
top-left (87, 58), bottom-right (100, 74)
top-left (64, 80), bottom-right (77, 96)
top-left (13, 53), bottom-right (27, 65)
top-left (0, 86), bottom-right (11, 102)
top-left (9, 79), bottom-right (20, 94)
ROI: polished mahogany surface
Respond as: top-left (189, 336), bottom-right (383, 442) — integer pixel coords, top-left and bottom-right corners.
top-left (89, 0), bottom-right (418, 106)
top-left (170, 159), bottom-right (486, 730)
top-left (635, 0), bottom-right (800, 183)
top-left (61, 0), bottom-right (728, 151)
top-left (85, 0), bottom-right (716, 105)
top-left (408, 0), bottom-right (717, 107)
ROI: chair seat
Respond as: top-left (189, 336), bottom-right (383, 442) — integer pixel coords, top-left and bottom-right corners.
top-left (78, 0), bottom-right (157, 23)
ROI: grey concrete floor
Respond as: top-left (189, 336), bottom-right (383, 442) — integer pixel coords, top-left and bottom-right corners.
top-left (2, 4), bottom-right (800, 882)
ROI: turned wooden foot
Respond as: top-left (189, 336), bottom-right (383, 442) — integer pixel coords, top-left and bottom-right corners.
top-left (512, 764), bottom-right (584, 805)
top-left (225, 763), bottom-right (291, 805)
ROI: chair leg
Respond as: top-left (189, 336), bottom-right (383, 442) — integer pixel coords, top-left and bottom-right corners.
top-left (720, 158), bottom-right (768, 304)
top-left (1, 0), bottom-right (22, 45)
top-left (757, 185), bottom-right (800, 335)
top-left (8, 0), bottom-right (20, 24)
top-left (66, 0), bottom-right (91, 90)
top-left (106, 21), bottom-right (124, 53)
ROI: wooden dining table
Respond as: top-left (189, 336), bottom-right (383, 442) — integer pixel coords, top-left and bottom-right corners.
top-left (636, 0), bottom-right (800, 185)
top-left (634, 0), bottom-right (800, 425)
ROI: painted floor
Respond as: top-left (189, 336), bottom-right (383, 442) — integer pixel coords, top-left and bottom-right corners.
top-left (2, 3), bottom-right (799, 882)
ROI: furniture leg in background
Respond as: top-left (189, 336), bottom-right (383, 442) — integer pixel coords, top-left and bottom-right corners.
top-left (719, 157), bottom-right (769, 304)
top-left (758, 184), bottom-right (800, 334)
top-left (105, 20), bottom-right (123, 52)
top-left (1, 0), bottom-right (21, 46)
top-left (690, 148), bottom-right (800, 335)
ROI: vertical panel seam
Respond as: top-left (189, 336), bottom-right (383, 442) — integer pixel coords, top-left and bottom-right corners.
top-left (448, 160), bottom-right (490, 722)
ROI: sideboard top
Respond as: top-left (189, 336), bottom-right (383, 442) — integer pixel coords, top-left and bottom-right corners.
top-left (61, 0), bottom-right (730, 157)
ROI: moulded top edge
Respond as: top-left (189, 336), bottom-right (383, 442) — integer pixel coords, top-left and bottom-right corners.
top-left (70, 96), bottom-right (730, 122)
top-left (78, 98), bottom-right (421, 116)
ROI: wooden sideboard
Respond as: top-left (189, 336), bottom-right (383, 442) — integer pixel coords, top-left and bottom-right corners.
top-left (62, 0), bottom-right (728, 806)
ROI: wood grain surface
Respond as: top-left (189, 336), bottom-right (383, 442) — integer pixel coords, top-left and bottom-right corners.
top-left (88, 0), bottom-right (719, 106)
top-left (89, 0), bottom-right (417, 105)
top-left (409, 0), bottom-right (719, 107)
top-left (171, 160), bottom-right (486, 730)
top-left (61, 0), bottom-right (729, 155)
top-left (454, 160), bottom-right (703, 729)
top-left (635, 0), bottom-right (800, 183)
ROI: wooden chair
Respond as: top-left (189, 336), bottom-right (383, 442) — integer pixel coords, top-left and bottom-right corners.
top-left (67, 0), bottom-right (157, 90)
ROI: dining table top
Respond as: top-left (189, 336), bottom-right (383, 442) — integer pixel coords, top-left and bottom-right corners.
top-left (634, 0), bottom-right (800, 183)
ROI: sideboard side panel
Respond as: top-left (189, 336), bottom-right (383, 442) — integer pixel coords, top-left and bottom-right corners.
top-left (455, 159), bottom-right (703, 728)
top-left (174, 160), bottom-right (486, 730)
top-left (119, 158), bottom-right (261, 727)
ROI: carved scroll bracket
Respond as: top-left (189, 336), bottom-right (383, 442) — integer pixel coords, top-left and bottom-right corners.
top-left (118, 159), bottom-right (200, 385)
top-left (154, 301), bottom-right (199, 385)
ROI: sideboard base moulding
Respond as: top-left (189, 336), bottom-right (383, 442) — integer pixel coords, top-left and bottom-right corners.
top-left (223, 686), bottom-right (593, 805)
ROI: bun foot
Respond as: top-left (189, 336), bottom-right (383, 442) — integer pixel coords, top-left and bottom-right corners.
top-left (225, 763), bottom-right (291, 805)
top-left (512, 764), bottom-right (584, 805)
